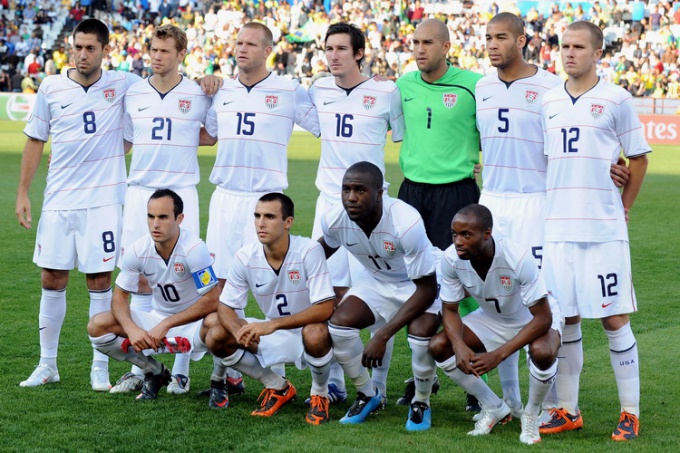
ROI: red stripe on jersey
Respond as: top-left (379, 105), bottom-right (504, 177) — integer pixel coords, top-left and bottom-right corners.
top-left (211, 165), bottom-right (284, 174)
top-left (483, 164), bottom-right (546, 173)
top-left (481, 135), bottom-right (543, 144)
top-left (46, 181), bottom-right (127, 194)
top-left (217, 137), bottom-right (287, 147)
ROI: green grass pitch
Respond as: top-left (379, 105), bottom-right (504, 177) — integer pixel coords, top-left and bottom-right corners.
top-left (0, 120), bottom-right (678, 452)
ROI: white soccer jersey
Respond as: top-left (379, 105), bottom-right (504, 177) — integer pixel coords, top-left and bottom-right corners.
top-left (309, 76), bottom-right (404, 197)
top-left (220, 235), bottom-right (334, 319)
top-left (24, 70), bottom-right (141, 210)
top-left (124, 77), bottom-right (210, 189)
top-left (541, 79), bottom-right (652, 242)
top-left (116, 229), bottom-right (218, 316)
top-left (321, 196), bottom-right (436, 283)
top-left (440, 237), bottom-right (547, 322)
top-left (476, 67), bottom-right (561, 193)
top-left (205, 73), bottom-right (320, 192)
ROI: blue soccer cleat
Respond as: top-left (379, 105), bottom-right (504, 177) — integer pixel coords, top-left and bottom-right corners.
top-left (405, 401), bottom-right (432, 431)
top-left (339, 388), bottom-right (383, 425)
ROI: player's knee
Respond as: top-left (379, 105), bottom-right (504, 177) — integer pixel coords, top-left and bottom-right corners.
top-left (428, 332), bottom-right (451, 362)
top-left (302, 323), bottom-right (331, 353)
top-left (529, 340), bottom-right (556, 370)
top-left (87, 313), bottom-right (109, 337)
top-left (205, 324), bottom-right (232, 353)
top-left (407, 313), bottom-right (440, 338)
top-left (85, 272), bottom-right (112, 291)
top-left (40, 268), bottom-right (69, 290)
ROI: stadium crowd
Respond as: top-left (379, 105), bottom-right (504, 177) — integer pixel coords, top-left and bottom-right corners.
top-left (1, 0), bottom-right (680, 98)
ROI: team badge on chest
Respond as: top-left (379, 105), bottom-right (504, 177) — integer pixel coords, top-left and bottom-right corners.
top-left (525, 90), bottom-right (538, 104)
top-left (104, 89), bottom-right (116, 103)
top-left (265, 95), bottom-right (278, 109)
top-left (443, 93), bottom-right (457, 108)
top-left (174, 262), bottom-right (186, 277)
top-left (178, 99), bottom-right (191, 114)
top-left (590, 104), bottom-right (604, 119)
top-left (499, 275), bottom-right (512, 291)
top-left (288, 270), bottom-right (301, 285)
top-left (383, 241), bottom-right (396, 256)
top-left (363, 95), bottom-right (376, 110)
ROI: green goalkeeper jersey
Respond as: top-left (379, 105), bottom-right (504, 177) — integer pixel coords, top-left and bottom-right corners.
top-left (396, 65), bottom-right (482, 184)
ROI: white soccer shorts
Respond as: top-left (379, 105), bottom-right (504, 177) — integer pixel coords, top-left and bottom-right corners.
top-left (245, 317), bottom-right (306, 370)
top-left (312, 192), bottom-right (353, 287)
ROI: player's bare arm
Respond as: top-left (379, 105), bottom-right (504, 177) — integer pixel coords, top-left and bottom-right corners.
top-left (470, 298), bottom-right (552, 376)
top-left (362, 273), bottom-right (437, 368)
top-left (199, 127), bottom-right (217, 146)
top-left (621, 154), bottom-right (649, 218)
top-left (123, 140), bottom-right (133, 154)
top-left (111, 286), bottom-right (156, 352)
top-left (15, 137), bottom-right (45, 229)
top-left (217, 302), bottom-right (251, 348)
top-left (317, 237), bottom-right (339, 259)
top-left (237, 299), bottom-right (334, 347)
top-left (441, 299), bottom-right (478, 376)
top-left (146, 285), bottom-right (220, 346)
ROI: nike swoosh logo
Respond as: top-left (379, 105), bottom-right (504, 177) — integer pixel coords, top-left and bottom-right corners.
top-left (346, 242), bottom-right (357, 247)
top-left (223, 101), bottom-right (234, 106)
top-left (143, 272), bottom-right (154, 277)
top-left (255, 283), bottom-right (266, 288)
top-left (138, 106), bottom-right (151, 111)
top-left (61, 103), bottom-right (72, 109)
top-left (103, 256), bottom-right (115, 262)
top-left (323, 100), bottom-right (335, 105)
top-left (549, 113), bottom-right (559, 119)
top-left (602, 301), bottom-right (614, 308)
top-left (482, 96), bottom-right (492, 101)
top-left (404, 97), bottom-right (415, 102)
top-left (39, 327), bottom-right (46, 331)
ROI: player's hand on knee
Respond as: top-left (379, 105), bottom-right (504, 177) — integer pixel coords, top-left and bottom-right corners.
top-left (470, 351), bottom-right (501, 376)
top-left (362, 336), bottom-right (386, 369)
top-left (455, 345), bottom-right (479, 377)
top-left (237, 322), bottom-right (271, 348)
top-left (147, 323), bottom-right (171, 350)
top-left (127, 328), bottom-right (155, 353)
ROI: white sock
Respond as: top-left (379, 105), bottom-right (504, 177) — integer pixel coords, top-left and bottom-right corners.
top-left (39, 288), bottom-right (66, 366)
top-left (89, 288), bottom-right (111, 366)
top-left (370, 334), bottom-right (393, 397)
top-left (606, 323), bottom-right (640, 417)
top-left (130, 293), bottom-right (152, 312)
top-left (328, 362), bottom-right (346, 391)
top-left (172, 353), bottom-right (190, 377)
top-left (305, 349), bottom-right (333, 397)
top-left (271, 363), bottom-right (286, 377)
top-left (498, 350), bottom-right (521, 407)
top-left (555, 323), bottom-right (582, 414)
top-left (227, 350), bottom-right (286, 390)
top-left (90, 333), bottom-right (162, 374)
top-left (329, 324), bottom-right (375, 397)
top-left (437, 356), bottom-right (502, 409)
top-left (211, 355), bottom-right (227, 381)
top-left (408, 335), bottom-right (436, 405)
top-left (226, 367), bottom-right (242, 380)
top-left (525, 358), bottom-right (558, 417)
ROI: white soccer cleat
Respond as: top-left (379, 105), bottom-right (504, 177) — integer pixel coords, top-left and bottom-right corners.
top-left (467, 401), bottom-right (511, 436)
top-left (110, 372), bottom-right (144, 393)
top-left (473, 399), bottom-right (522, 422)
top-left (520, 412), bottom-right (542, 445)
top-left (90, 366), bottom-right (111, 392)
top-left (19, 364), bottom-right (60, 387)
top-left (167, 374), bottom-right (190, 394)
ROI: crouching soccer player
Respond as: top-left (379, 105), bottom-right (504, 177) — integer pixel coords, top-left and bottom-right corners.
top-left (429, 204), bottom-right (563, 444)
top-left (204, 193), bottom-right (336, 424)
top-left (88, 189), bottom-right (220, 400)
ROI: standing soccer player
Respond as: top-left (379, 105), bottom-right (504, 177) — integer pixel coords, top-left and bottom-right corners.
top-left (110, 24), bottom-right (212, 396)
top-left (15, 19), bottom-right (140, 391)
top-left (320, 162), bottom-right (440, 431)
top-left (204, 22), bottom-right (319, 286)
top-left (307, 21), bottom-right (404, 405)
top-left (204, 193), bottom-right (335, 423)
top-left (539, 21), bottom-right (649, 441)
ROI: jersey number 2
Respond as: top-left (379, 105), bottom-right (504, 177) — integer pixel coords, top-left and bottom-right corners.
top-left (275, 294), bottom-right (291, 316)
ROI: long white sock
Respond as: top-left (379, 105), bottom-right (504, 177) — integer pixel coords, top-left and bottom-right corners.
top-left (329, 324), bottom-right (375, 397)
top-left (226, 350), bottom-right (286, 390)
top-left (90, 333), bottom-right (162, 374)
top-left (498, 350), bottom-right (521, 407)
top-left (130, 293), bottom-right (152, 312)
top-left (370, 334), bottom-right (394, 397)
top-left (555, 323), bottom-right (583, 414)
top-left (172, 353), bottom-right (190, 377)
top-left (211, 355), bottom-right (227, 381)
top-left (525, 358), bottom-right (558, 416)
top-left (39, 288), bottom-right (67, 367)
top-left (408, 335), bottom-right (436, 405)
top-left (328, 362), bottom-right (346, 391)
top-left (89, 288), bottom-right (111, 366)
top-left (437, 356), bottom-right (502, 409)
top-left (606, 323), bottom-right (640, 417)
top-left (305, 349), bottom-right (333, 397)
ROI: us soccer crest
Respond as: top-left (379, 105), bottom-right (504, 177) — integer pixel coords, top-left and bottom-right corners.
top-left (178, 99), bottom-right (191, 114)
top-left (525, 90), bottom-right (538, 104)
top-left (499, 275), bottom-right (512, 291)
top-left (443, 93), bottom-right (457, 109)
top-left (265, 95), bottom-right (278, 109)
top-left (384, 241), bottom-right (396, 256)
top-left (288, 270), bottom-right (301, 285)
top-left (590, 104), bottom-right (604, 119)
top-left (174, 262), bottom-right (186, 277)
top-left (103, 89), bottom-right (116, 103)
top-left (363, 95), bottom-right (376, 110)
